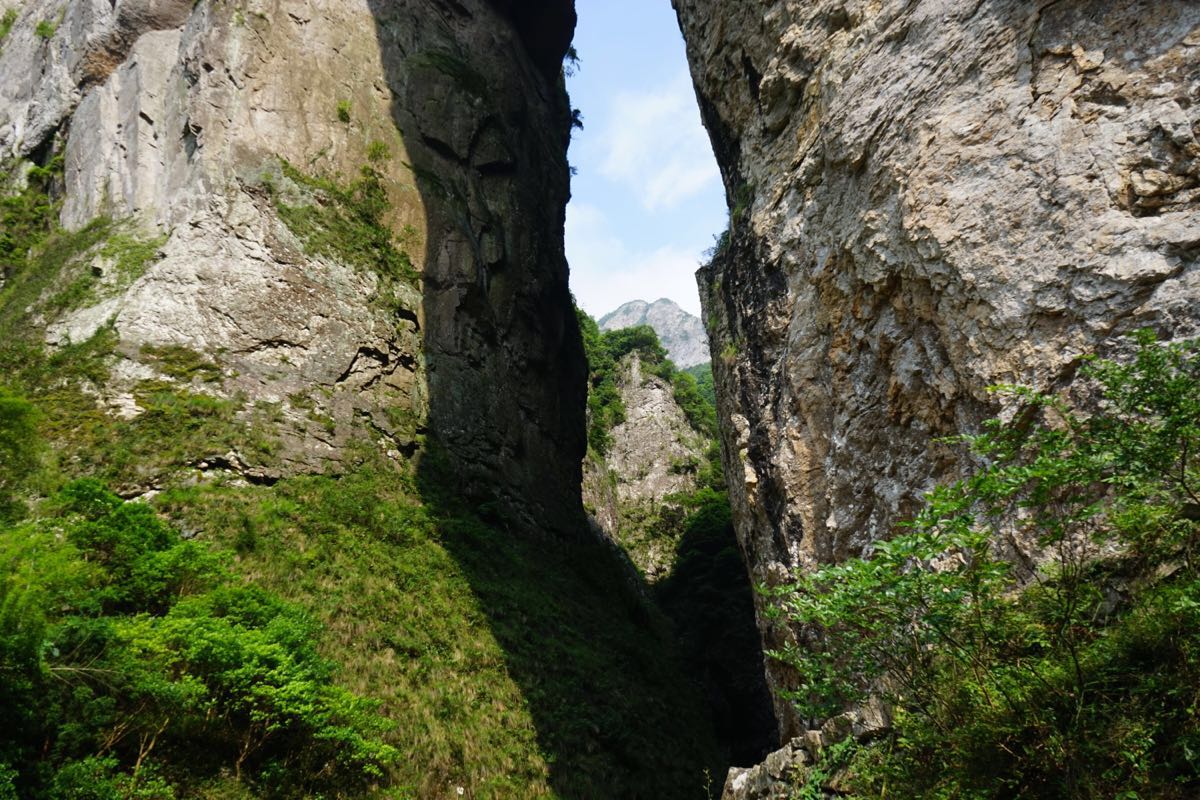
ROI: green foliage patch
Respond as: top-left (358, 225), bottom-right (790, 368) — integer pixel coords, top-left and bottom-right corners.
top-left (149, 450), bottom-right (722, 798)
top-left (0, 9), bottom-right (17, 46)
top-left (0, 476), bottom-right (397, 798)
top-left (44, 229), bottom-right (167, 317)
top-left (139, 344), bottom-right (223, 383)
top-left (269, 159), bottom-right (419, 287)
top-left (768, 331), bottom-right (1200, 799)
top-left (0, 391), bottom-right (37, 523)
top-left (0, 151), bottom-right (726, 798)
top-left (684, 361), bottom-right (717, 409)
top-left (577, 309), bottom-right (717, 454)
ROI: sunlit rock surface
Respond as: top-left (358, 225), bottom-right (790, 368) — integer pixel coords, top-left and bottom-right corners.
top-left (1, 0), bottom-right (584, 531)
top-left (674, 0), bottom-right (1200, 737)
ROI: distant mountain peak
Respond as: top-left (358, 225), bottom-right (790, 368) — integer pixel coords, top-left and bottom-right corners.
top-left (598, 298), bottom-right (709, 368)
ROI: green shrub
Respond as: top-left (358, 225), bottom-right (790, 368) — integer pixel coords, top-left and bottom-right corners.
top-left (684, 362), bottom-right (717, 408)
top-left (0, 9), bottom-right (17, 46)
top-left (0, 391), bottom-right (37, 522)
top-left (577, 310), bottom-right (718, 452)
top-left (0, 477), bottom-right (397, 798)
top-left (767, 331), bottom-right (1200, 798)
top-left (270, 159), bottom-right (418, 287)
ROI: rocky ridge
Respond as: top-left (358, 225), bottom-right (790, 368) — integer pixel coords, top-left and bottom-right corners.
top-left (673, 0), bottom-right (1200, 740)
top-left (600, 297), bottom-right (710, 368)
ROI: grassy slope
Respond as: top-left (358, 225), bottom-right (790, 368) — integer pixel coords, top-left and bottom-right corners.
top-left (0, 162), bottom-right (721, 798)
top-left (156, 463), bottom-right (720, 798)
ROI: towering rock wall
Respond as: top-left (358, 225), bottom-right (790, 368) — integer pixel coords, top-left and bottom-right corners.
top-left (673, 0), bottom-right (1200, 736)
top-left (0, 0), bottom-right (583, 532)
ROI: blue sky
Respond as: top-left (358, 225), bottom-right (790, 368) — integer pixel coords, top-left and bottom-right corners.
top-left (565, 0), bottom-right (726, 318)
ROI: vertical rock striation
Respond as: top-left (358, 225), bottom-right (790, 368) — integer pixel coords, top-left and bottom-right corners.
top-left (0, 0), bottom-right (583, 532)
top-left (673, 0), bottom-right (1200, 737)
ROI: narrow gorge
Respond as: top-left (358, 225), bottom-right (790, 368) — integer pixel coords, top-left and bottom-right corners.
top-left (0, 0), bottom-right (1197, 798)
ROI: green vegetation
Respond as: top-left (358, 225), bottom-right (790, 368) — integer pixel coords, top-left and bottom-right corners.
top-left (336, 100), bottom-right (352, 124)
top-left (577, 309), bottom-right (717, 454)
top-left (1, 155), bottom-right (165, 332)
top-left (0, 320), bottom-right (276, 487)
top-left (767, 331), bottom-right (1200, 799)
top-left (0, 155), bottom-right (723, 796)
top-left (1, 157), bottom-right (65, 280)
top-left (684, 362), bottom-right (717, 409)
top-left (578, 306), bottom-right (775, 772)
top-left (45, 229), bottom-right (166, 316)
top-left (33, 18), bottom-right (55, 39)
top-left (561, 45), bottom-right (580, 78)
top-left (145, 452), bottom-right (722, 797)
top-left (0, 9), bottom-right (17, 47)
top-left (366, 140), bottom-right (391, 164)
top-left (0, 391), bottom-right (38, 523)
top-left (731, 182), bottom-right (754, 226)
top-left (0, 155), bottom-right (272, 488)
top-left (269, 159), bottom-right (419, 287)
top-left (0, 474), bottom-right (397, 798)
top-left (139, 344), bottom-right (223, 383)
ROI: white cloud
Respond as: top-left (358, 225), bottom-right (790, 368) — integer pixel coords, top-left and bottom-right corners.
top-left (566, 202), bottom-right (706, 318)
top-left (595, 71), bottom-right (720, 212)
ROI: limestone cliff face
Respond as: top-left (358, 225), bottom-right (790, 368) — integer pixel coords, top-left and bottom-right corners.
top-left (0, 0), bottom-right (583, 531)
top-left (673, 0), bottom-right (1200, 736)
top-left (582, 351), bottom-right (709, 578)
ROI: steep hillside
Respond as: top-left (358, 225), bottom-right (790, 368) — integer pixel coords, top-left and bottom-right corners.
top-left (577, 312), bottom-right (777, 772)
top-left (600, 298), bottom-right (710, 368)
top-left (0, 0), bottom-right (585, 532)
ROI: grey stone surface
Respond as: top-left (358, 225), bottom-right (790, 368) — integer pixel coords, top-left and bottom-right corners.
top-left (3, 0), bottom-right (584, 533)
top-left (674, 0), bottom-right (1200, 738)
top-left (582, 351), bottom-right (708, 578)
top-left (600, 297), bottom-right (710, 368)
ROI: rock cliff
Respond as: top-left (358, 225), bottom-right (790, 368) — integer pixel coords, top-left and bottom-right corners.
top-left (600, 297), bottom-right (710, 368)
top-left (582, 350), bottom-right (710, 577)
top-left (673, 0), bottom-right (1200, 737)
top-left (0, 0), bottom-right (584, 532)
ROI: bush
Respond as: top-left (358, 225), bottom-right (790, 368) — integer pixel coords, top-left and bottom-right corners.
top-left (577, 309), bottom-right (717, 451)
top-left (0, 391), bottom-right (37, 522)
top-left (768, 331), bottom-right (1200, 798)
top-left (0, 476), bottom-right (397, 798)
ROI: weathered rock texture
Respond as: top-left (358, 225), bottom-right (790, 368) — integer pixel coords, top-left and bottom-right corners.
top-left (600, 297), bottom-right (710, 368)
top-left (582, 351), bottom-right (709, 577)
top-left (1, 0), bottom-right (583, 531)
top-left (721, 701), bottom-right (889, 799)
top-left (673, 0), bottom-right (1200, 737)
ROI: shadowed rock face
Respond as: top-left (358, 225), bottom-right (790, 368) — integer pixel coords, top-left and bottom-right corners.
top-left (368, 0), bottom-right (586, 535)
top-left (672, 0), bottom-right (1200, 737)
top-left (0, 0), bottom-right (584, 533)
